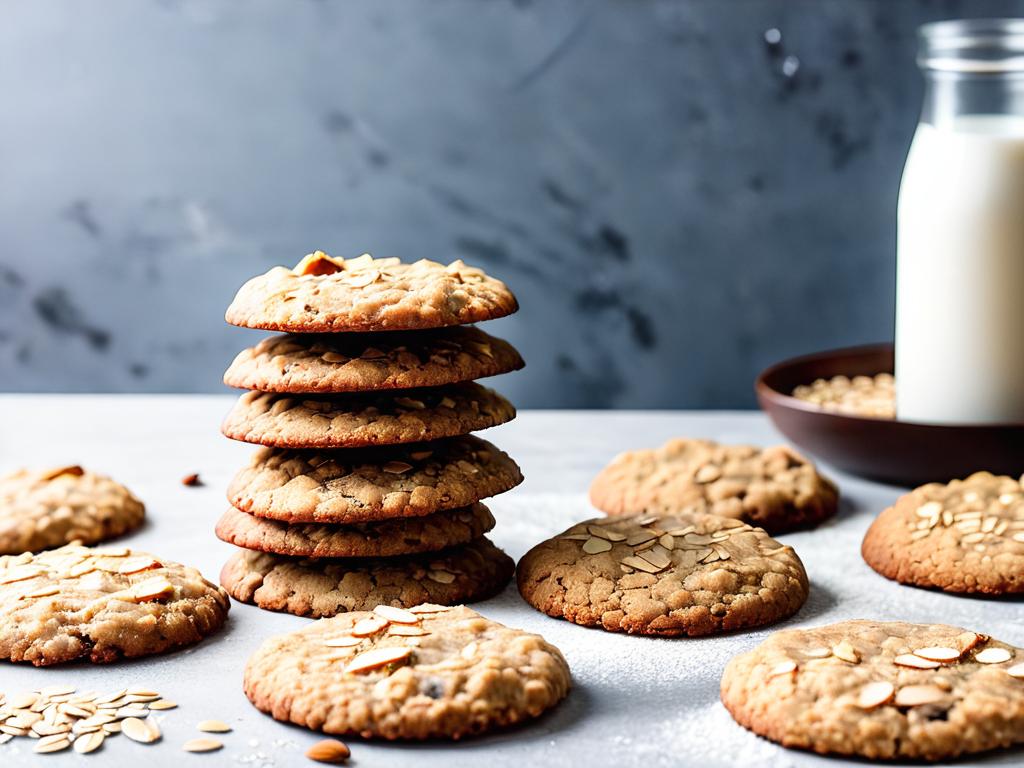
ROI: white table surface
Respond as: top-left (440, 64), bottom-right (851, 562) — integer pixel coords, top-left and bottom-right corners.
top-left (0, 396), bottom-right (1021, 767)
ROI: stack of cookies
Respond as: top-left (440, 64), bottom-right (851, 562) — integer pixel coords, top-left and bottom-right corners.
top-left (216, 251), bottom-right (525, 617)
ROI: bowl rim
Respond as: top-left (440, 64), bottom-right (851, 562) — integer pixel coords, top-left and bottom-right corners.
top-left (755, 343), bottom-right (1024, 430)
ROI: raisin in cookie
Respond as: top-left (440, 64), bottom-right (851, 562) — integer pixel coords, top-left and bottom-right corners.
top-left (0, 465), bottom-right (145, 555)
top-left (721, 620), bottom-right (1024, 760)
top-left (590, 439), bottom-right (838, 534)
top-left (228, 437), bottom-right (522, 524)
top-left (862, 471), bottom-right (1024, 594)
top-left (225, 252), bottom-right (518, 333)
top-left (0, 544), bottom-right (229, 665)
top-left (221, 383), bottom-right (515, 449)
top-left (517, 511), bottom-right (807, 636)
top-left (215, 503), bottom-right (495, 559)
top-left (223, 326), bottom-right (523, 393)
top-left (243, 604), bottom-right (570, 739)
top-left (220, 537), bottom-right (514, 617)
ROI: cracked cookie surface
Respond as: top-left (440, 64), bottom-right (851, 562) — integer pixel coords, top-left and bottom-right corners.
top-left (0, 544), bottom-right (229, 665)
top-left (243, 604), bottom-right (570, 739)
top-left (516, 511), bottom-right (807, 637)
top-left (223, 326), bottom-right (524, 393)
top-left (228, 436), bottom-right (522, 524)
top-left (215, 503), bottom-right (495, 559)
top-left (225, 252), bottom-right (518, 333)
top-left (0, 465), bottom-right (145, 555)
top-left (220, 537), bottom-right (514, 617)
top-left (862, 471), bottom-right (1024, 594)
top-left (590, 439), bottom-right (838, 534)
top-left (221, 383), bottom-right (515, 449)
top-left (721, 619), bottom-right (1024, 760)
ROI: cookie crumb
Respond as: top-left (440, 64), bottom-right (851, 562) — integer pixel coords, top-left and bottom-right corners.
top-left (182, 473), bottom-right (203, 487)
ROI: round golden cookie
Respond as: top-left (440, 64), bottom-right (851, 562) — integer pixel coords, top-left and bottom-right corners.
top-left (223, 326), bottom-right (524, 394)
top-left (220, 537), bottom-right (515, 618)
top-left (721, 620), bottom-right (1024, 761)
top-left (589, 439), bottom-right (838, 534)
top-left (0, 544), bottom-right (229, 665)
top-left (516, 511), bottom-right (808, 636)
top-left (220, 383), bottom-right (515, 449)
top-left (862, 471), bottom-right (1024, 594)
top-left (243, 604), bottom-right (570, 740)
top-left (214, 503), bottom-right (495, 559)
top-left (227, 436), bottom-right (523, 524)
top-left (0, 465), bottom-right (145, 555)
top-left (225, 251), bottom-right (518, 333)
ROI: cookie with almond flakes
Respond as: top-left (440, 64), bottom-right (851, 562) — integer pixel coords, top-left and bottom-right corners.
top-left (0, 465), bottom-right (144, 555)
top-left (220, 537), bottom-right (514, 617)
top-left (221, 383), bottom-right (515, 449)
top-left (227, 436), bottom-right (522, 524)
top-left (222, 326), bottom-right (524, 394)
top-left (589, 438), bottom-right (838, 534)
top-left (516, 510), bottom-right (807, 637)
top-left (225, 251), bottom-right (518, 333)
top-left (862, 471), bottom-right (1024, 594)
top-left (0, 544), bottom-right (228, 665)
top-left (243, 603), bottom-right (570, 739)
top-left (721, 619), bottom-right (1024, 760)
top-left (215, 503), bottom-right (495, 559)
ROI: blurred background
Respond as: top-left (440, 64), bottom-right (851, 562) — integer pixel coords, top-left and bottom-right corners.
top-left (3, 0), bottom-right (1024, 407)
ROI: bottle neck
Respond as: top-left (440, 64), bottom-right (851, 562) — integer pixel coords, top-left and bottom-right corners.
top-left (921, 71), bottom-right (1024, 127)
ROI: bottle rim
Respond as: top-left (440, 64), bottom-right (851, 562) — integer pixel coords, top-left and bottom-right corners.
top-left (920, 18), bottom-right (1024, 73)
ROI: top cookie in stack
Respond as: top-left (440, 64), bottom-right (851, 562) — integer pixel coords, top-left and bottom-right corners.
top-left (217, 252), bottom-right (525, 618)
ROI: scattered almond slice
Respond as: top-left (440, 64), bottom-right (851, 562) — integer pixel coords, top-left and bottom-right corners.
top-left (976, 647), bottom-right (1013, 664)
top-left (121, 717), bottom-right (160, 744)
top-left (803, 647), bottom-right (832, 659)
top-left (388, 625), bottom-right (428, 637)
top-left (832, 640), bottom-right (860, 664)
top-left (409, 603), bottom-right (450, 614)
top-left (894, 684), bottom-right (946, 707)
top-left (74, 730), bottom-right (105, 754)
top-left (183, 737), bottom-right (223, 752)
top-left (373, 605), bottom-right (419, 625)
top-left (197, 720), bottom-right (231, 733)
top-left (913, 646), bottom-right (961, 663)
top-left (856, 681), bottom-right (895, 709)
top-left (344, 646), bottom-right (413, 675)
top-left (894, 653), bottom-right (940, 670)
top-left (324, 636), bottom-right (361, 648)
top-left (767, 660), bottom-right (797, 678)
top-left (582, 537), bottom-right (612, 554)
top-left (1005, 662), bottom-right (1024, 678)
top-left (351, 616), bottom-right (389, 637)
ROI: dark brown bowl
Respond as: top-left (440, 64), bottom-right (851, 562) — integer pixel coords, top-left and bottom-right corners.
top-left (756, 343), bottom-right (1024, 487)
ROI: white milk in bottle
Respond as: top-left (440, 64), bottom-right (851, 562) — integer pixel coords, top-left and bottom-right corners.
top-left (896, 20), bottom-right (1024, 423)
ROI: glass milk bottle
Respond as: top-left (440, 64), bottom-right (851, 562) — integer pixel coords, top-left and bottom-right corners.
top-left (897, 19), bottom-right (1024, 424)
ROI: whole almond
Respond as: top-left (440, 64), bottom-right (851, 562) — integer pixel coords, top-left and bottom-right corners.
top-left (306, 738), bottom-right (351, 763)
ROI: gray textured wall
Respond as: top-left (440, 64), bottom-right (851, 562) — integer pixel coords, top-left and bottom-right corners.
top-left (3, 0), bottom-right (1024, 407)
